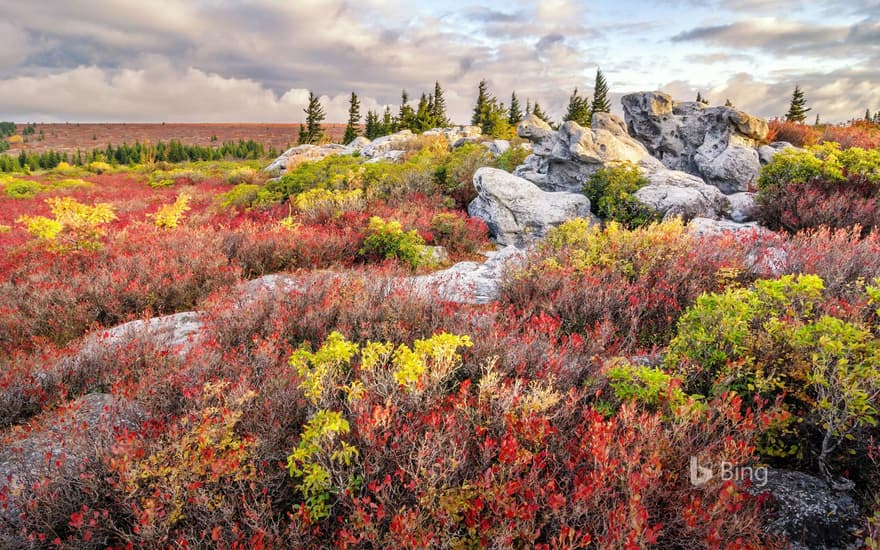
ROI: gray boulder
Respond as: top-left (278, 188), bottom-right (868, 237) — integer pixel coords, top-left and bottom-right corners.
top-left (755, 469), bottom-right (861, 549)
top-left (758, 141), bottom-right (796, 165)
top-left (687, 217), bottom-right (762, 237)
top-left (360, 130), bottom-right (414, 159)
top-left (726, 192), bottom-right (758, 222)
top-left (347, 136), bottom-right (372, 150)
top-left (621, 91), bottom-right (767, 194)
top-left (409, 246), bottom-right (525, 304)
top-left (635, 168), bottom-right (731, 220)
top-left (265, 143), bottom-right (352, 173)
top-left (468, 167), bottom-right (595, 246)
top-left (484, 139), bottom-right (511, 157)
top-left (513, 113), bottom-right (652, 193)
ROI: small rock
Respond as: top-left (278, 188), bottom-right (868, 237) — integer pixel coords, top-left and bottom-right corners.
top-left (726, 192), bottom-right (758, 222)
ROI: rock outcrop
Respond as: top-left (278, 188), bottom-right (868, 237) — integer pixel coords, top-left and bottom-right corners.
top-left (265, 143), bottom-right (353, 173)
top-left (758, 141), bottom-right (796, 165)
top-left (514, 113), bottom-right (654, 193)
top-left (756, 469), bottom-right (861, 549)
top-left (621, 92), bottom-right (768, 194)
top-left (410, 246), bottom-right (525, 304)
top-left (468, 167), bottom-right (595, 246)
top-left (637, 169), bottom-right (731, 220)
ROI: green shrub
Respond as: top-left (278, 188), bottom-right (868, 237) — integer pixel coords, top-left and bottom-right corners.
top-left (86, 161), bottom-right (114, 174)
top-left (219, 183), bottom-right (261, 209)
top-left (666, 274), bottom-right (880, 478)
top-left (226, 167), bottom-right (258, 185)
top-left (265, 155), bottom-right (361, 197)
top-left (583, 162), bottom-right (659, 228)
top-left (758, 143), bottom-right (880, 191)
top-left (605, 359), bottom-right (692, 414)
top-left (359, 216), bottom-right (427, 269)
top-left (493, 143), bottom-right (530, 172)
top-left (2, 178), bottom-right (43, 198)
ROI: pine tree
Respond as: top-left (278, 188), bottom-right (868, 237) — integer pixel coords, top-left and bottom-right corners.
top-left (364, 110), bottom-right (381, 140)
top-left (525, 98), bottom-right (532, 116)
top-left (814, 113), bottom-right (821, 126)
top-left (415, 92), bottom-right (433, 131)
top-left (398, 90), bottom-right (416, 131)
top-left (300, 91), bottom-right (326, 144)
top-left (696, 91), bottom-right (703, 103)
top-left (724, 98), bottom-right (734, 107)
top-left (531, 101), bottom-right (551, 125)
top-left (432, 81), bottom-right (450, 127)
top-left (472, 79), bottom-right (490, 126)
top-left (785, 85), bottom-right (811, 123)
top-left (590, 69), bottom-right (610, 114)
top-left (343, 92), bottom-right (361, 144)
top-left (383, 106), bottom-right (394, 135)
top-left (563, 88), bottom-right (591, 127)
top-left (866, 108), bottom-right (872, 121)
top-left (508, 92), bottom-right (523, 125)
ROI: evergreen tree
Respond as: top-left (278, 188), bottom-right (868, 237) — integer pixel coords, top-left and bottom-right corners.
top-left (364, 110), bottom-right (381, 140)
top-left (525, 98), bottom-right (532, 116)
top-left (866, 108), bottom-right (872, 121)
top-left (590, 69), bottom-right (611, 114)
top-left (383, 106), bottom-right (394, 135)
top-left (508, 92), bottom-right (523, 125)
top-left (432, 81), bottom-right (450, 127)
top-left (300, 91), bottom-right (326, 144)
top-left (415, 92), bottom-right (434, 131)
top-left (398, 90), bottom-right (416, 131)
top-left (785, 85), bottom-right (810, 123)
top-left (531, 101), bottom-right (551, 125)
top-left (814, 113), bottom-right (821, 126)
top-left (563, 88), bottom-right (591, 127)
top-left (343, 92), bottom-right (361, 144)
top-left (471, 79), bottom-right (490, 126)
top-left (725, 98), bottom-right (734, 107)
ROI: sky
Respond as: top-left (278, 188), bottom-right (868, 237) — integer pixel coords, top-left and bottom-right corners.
top-left (0, 0), bottom-right (877, 124)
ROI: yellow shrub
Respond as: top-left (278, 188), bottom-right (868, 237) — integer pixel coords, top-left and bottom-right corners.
top-left (294, 188), bottom-right (364, 220)
top-left (151, 193), bottom-right (191, 229)
top-left (7, 135), bottom-right (22, 144)
top-left (86, 161), bottom-right (113, 174)
top-left (17, 197), bottom-right (116, 251)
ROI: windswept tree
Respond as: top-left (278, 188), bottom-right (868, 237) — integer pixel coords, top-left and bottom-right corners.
top-left (508, 92), bottom-right (523, 125)
top-left (343, 92), bottom-right (361, 144)
top-left (531, 101), bottom-right (551, 125)
top-left (398, 90), bottom-right (416, 131)
top-left (471, 79), bottom-right (491, 126)
top-left (432, 81), bottom-right (450, 127)
top-left (563, 87), bottom-right (591, 127)
top-left (785, 85), bottom-right (811, 123)
top-left (298, 91), bottom-right (326, 144)
top-left (590, 69), bottom-right (611, 114)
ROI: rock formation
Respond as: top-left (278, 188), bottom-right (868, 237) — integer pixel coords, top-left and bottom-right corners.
top-left (468, 167), bottom-right (595, 246)
top-left (621, 91), bottom-right (768, 194)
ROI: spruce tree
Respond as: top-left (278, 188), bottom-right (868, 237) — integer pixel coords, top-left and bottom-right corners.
top-left (398, 90), bottom-right (416, 131)
top-left (508, 92), bottom-right (523, 125)
top-left (590, 69), bottom-right (610, 114)
top-left (814, 113), bottom-right (821, 126)
top-left (415, 93), bottom-right (433, 131)
top-left (364, 110), bottom-right (381, 140)
top-left (866, 108), bottom-right (872, 121)
top-left (785, 85), bottom-right (810, 123)
top-left (300, 91), bottom-right (326, 144)
top-left (725, 98), bottom-right (734, 107)
top-left (563, 88), bottom-right (591, 127)
top-left (382, 106), bottom-right (394, 135)
top-left (343, 92), bottom-right (361, 144)
top-left (696, 91), bottom-right (703, 103)
top-left (525, 98), bottom-right (532, 116)
top-left (432, 81), bottom-right (450, 127)
top-left (531, 101), bottom-right (551, 125)
top-left (472, 79), bottom-right (490, 126)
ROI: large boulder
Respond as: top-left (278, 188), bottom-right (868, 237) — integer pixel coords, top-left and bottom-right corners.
top-left (468, 167), bottom-right (595, 246)
top-left (621, 92), bottom-right (768, 194)
top-left (410, 246), bottom-right (526, 304)
top-left (635, 167), bottom-right (731, 220)
top-left (755, 469), bottom-right (861, 549)
top-left (265, 143), bottom-right (353, 173)
top-left (360, 129), bottom-right (414, 159)
top-left (758, 141), bottom-right (796, 165)
top-left (726, 191), bottom-right (758, 222)
top-left (513, 113), bottom-right (653, 193)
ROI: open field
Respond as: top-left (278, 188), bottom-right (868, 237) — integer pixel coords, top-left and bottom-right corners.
top-left (4, 122), bottom-right (351, 154)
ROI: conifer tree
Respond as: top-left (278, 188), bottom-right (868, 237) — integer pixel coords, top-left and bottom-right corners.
top-left (382, 106), bottom-right (394, 134)
top-left (814, 113), bottom-right (821, 126)
top-left (531, 101), bottom-right (551, 125)
top-left (590, 69), bottom-right (610, 114)
top-left (525, 98), bottom-right (532, 116)
top-left (364, 110), bottom-right (381, 139)
top-left (472, 79), bottom-right (490, 126)
top-left (785, 85), bottom-right (810, 123)
top-left (398, 90), bottom-right (416, 131)
top-left (866, 108), bottom-right (872, 121)
top-left (563, 88), bottom-right (591, 127)
top-left (299, 91), bottom-right (326, 144)
top-left (343, 92), bottom-right (361, 144)
top-left (415, 92), bottom-right (434, 131)
top-left (696, 91), bottom-right (703, 103)
top-left (725, 98), bottom-right (734, 107)
top-left (432, 81), bottom-right (450, 127)
top-left (508, 92), bottom-right (523, 125)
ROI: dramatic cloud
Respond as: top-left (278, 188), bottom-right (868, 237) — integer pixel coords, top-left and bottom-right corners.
top-left (0, 0), bottom-right (876, 123)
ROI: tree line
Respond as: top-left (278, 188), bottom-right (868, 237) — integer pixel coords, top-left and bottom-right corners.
top-left (297, 69), bottom-right (613, 145)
